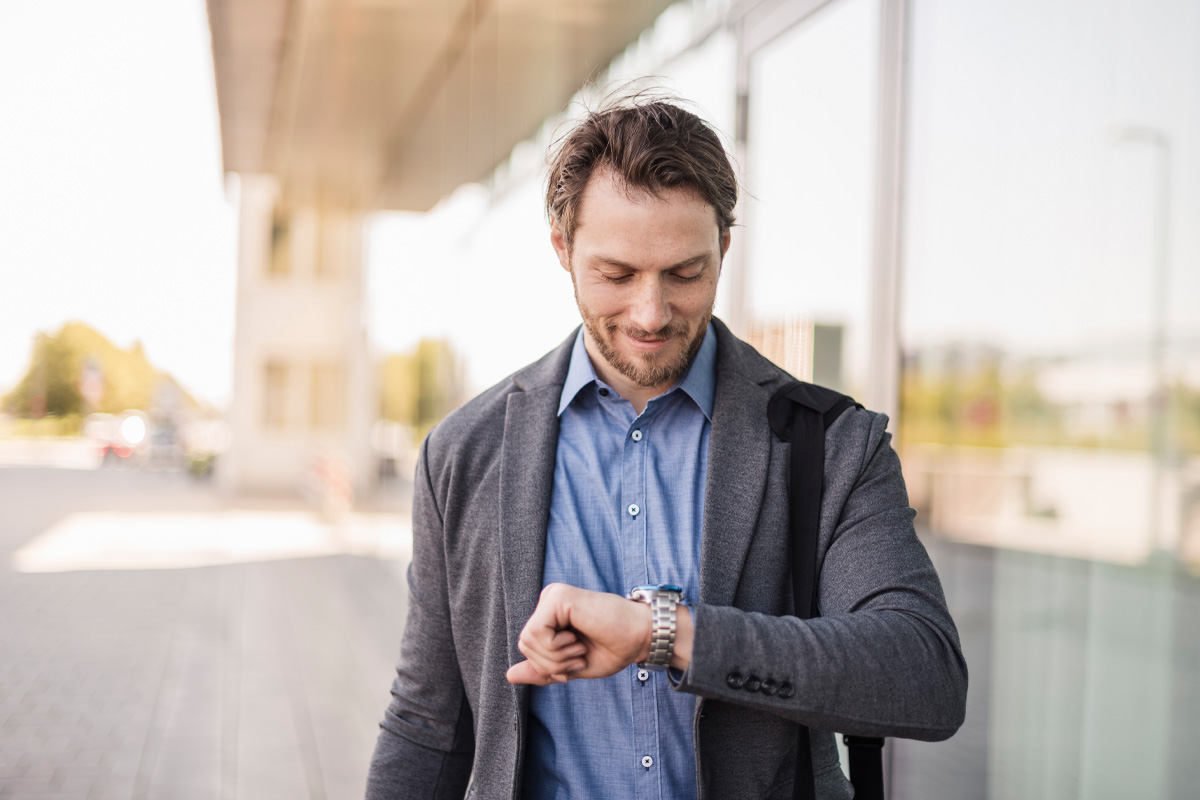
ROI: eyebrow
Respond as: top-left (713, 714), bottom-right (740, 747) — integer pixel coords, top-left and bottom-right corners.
top-left (590, 253), bottom-right (711, 271)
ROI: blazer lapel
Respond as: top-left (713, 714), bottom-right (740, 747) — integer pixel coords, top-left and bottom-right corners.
top-left (700, 322), bottom-right (778, 608)
top-left (498, 386), bottom-right (562, 668)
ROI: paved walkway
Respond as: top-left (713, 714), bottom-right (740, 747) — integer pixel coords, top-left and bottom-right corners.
top-left (0, 467), bottom-right (412, 800)
top-left (11, 460), bottom-right (1196, 799)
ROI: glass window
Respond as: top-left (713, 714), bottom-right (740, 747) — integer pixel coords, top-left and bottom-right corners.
top-left (269, 212), bottom-right (291, 277)
top-left (896, 1), bottom-right (1200, 796)
top-left (313, 211), bottom-right (328, 278)
top-left (263, 359), bottom-right (289, 429)
top-left (741, 0), bottom-right (880, 399)
top-left (310, 362), bottom-right (345, 431)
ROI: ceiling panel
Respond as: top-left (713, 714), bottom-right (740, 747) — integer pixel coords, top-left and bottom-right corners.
top-left (206, 0), bottom-right (677, 211)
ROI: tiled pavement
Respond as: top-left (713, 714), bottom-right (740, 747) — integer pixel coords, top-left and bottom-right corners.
top-left (8, 465), bottom-right (1199, 800)
top-left (0, 468), bottom-right (411, 800)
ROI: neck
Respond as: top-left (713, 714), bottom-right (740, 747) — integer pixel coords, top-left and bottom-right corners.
top-left (581, 333), bottom-right (665, 415)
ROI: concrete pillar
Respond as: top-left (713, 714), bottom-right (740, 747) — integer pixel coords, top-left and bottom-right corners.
top-left (222, 174), bottom-right (374, 503)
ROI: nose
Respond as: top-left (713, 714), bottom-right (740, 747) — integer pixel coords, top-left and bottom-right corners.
top-left (628, 276), bottom-right (671, 334)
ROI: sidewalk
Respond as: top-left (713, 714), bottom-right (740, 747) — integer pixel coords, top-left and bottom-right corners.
top-left (0, 467), bottom-right (413, 800)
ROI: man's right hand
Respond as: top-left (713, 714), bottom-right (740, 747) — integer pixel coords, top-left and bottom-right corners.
top-left (505, 583), bottom-right (653, 686)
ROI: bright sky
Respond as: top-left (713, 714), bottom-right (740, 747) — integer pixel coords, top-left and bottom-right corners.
top-left (2, 0), bottom-right (1195, 411)
top-left (0, 1), bottom-right (237, 407)
top-left (902, 0), bottom-right (1200, 358)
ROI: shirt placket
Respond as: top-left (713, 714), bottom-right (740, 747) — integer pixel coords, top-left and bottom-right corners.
top-left (621, 409), bottom-right (657, 800)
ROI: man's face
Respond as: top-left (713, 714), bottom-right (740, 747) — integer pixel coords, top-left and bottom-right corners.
top-left (551, 169), bottom-right (730, 399)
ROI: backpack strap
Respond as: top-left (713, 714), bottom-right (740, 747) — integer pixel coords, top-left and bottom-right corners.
top-left (844, 735), bottom-right (886, 799)
top-left (768, 381), bottom-right (858, 622)
top-left (767, 382), bottom-right (884, 800)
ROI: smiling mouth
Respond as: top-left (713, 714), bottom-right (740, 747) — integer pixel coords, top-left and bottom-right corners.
top-left (622, 331), bottom-right (674, 352)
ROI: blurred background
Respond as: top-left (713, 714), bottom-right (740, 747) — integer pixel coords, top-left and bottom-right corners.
top-left (1, 0), bottom-right (1197, 798)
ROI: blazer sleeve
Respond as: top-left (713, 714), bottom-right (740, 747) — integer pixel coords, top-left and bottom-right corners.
top-left (672, 411), bottom-right (968, 741)
top-left (366, 435), bottom-right (474, 799)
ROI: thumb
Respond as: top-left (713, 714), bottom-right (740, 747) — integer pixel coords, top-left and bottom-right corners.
top-left (505, 660), bottom-right (563, 686)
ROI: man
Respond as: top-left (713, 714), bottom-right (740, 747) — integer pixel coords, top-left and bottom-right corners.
top-left (367, 98), bottom-right (967, 799)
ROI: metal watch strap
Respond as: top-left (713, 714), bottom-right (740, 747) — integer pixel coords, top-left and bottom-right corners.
top-left (627, 585), bottom-right (682, 669)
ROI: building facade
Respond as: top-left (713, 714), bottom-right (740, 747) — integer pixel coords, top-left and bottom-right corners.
top-left (210, 0), bottom-right (1200, 794)
top-left (368, 0), bottom-right (1200, 796)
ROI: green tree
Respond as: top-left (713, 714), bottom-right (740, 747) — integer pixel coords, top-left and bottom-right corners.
top-left (3, 322), bottom-right (190, 417)
top-left (379, 338), bottom-right (463, 438)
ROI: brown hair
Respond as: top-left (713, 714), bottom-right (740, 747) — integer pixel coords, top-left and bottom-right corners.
top-left (545, 96), bottom-right (738, 249)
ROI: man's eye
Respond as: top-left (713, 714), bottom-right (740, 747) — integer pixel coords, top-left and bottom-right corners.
top-left (601, 274), bottom-right (632, 283)
top-left (673, 272), bottom-right (702, 282)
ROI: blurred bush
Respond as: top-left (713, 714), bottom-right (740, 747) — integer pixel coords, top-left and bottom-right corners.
top-left (3, 321), bottom-right (196, 420)
top-left (379, 338), bottom-right (463, 441)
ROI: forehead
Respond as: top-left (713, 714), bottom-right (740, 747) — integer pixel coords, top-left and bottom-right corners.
top-left (572, 169), bottom-right (719, 253)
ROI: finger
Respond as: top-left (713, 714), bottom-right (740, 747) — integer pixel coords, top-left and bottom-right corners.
top-left (548, 629), bottom-right (579, 650)
top-left (517, 641), bottom-right (587, 679)
top-left (506, 660), bottom-right (560, 686)
top-left (548, 639), bottom-right (587, 659)
top-left (519, 625), bottom-right (585, 664)
top-left (518, 629), bottom-right (560, 664)
top-left (516, 633), bottom-right (564, 670)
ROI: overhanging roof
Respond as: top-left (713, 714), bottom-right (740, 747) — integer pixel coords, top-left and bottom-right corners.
top-left (206, 0), bottom-right (676, 211)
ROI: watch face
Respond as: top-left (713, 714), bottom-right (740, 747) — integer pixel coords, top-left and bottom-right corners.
top-left (629, 584), bottom-right (683, 598)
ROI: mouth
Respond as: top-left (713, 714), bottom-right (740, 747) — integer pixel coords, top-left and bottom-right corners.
top-left (621, 330), bottom-right (675, 353)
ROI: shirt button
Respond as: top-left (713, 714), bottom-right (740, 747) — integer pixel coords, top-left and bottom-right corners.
top-left (637, 669), bottom-right (649, 681)
top-left (598, 387), bottom-right (610, 397)
top-left (631, 429), bottom-right (643, 442)
top-left (641, 755), bottom-right (654, 768)
top-left (628, 503), bottom-right (640, 517)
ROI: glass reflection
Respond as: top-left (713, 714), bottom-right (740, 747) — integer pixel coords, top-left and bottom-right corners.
top-left (896, 0), bottom-right (1200, 797)
top-left (741, 0), bottom-right (880, 400)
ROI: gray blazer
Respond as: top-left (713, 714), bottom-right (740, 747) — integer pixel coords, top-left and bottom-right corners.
top-left (367, 319), bottom-right (967, 799)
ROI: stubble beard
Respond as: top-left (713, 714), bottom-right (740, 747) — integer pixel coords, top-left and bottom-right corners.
top-left (573, 282), bottom-right (712, 391)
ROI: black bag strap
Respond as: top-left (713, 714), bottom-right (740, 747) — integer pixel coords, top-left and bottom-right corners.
top-left (844, 735), bottom-right (886, 799)
top-left (767, 382), bottom-right (885, 800)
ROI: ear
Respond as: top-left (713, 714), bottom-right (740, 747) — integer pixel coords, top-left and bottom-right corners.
top-left (719, 229), bottom-right (732, 261)
top-left (549, 218), bottom-right (571, 273)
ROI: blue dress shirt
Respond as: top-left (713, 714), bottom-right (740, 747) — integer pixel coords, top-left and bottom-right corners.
top-left (524, 324), bottom-right (716, 800)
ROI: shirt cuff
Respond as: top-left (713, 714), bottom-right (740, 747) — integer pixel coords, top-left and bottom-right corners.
top-left (667, 601), bottom-right (697, 688)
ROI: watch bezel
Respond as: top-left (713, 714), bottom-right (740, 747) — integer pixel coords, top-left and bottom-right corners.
top-left (628, 583), bottom-right (683, 601)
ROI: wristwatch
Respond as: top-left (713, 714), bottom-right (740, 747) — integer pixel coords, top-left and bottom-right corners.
top-left (626, 584), bottom-right (684, 670)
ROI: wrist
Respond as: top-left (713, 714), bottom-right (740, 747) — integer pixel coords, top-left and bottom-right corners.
top-left (634, 600), bottom-right (653, 664)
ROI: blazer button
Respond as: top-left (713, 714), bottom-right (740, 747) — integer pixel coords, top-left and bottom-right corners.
top-left (744, 674), bottom-right (762, 692)
top-left (760, 678), bottom-right (778, 696)
top-left (777, 681), bottom-right (795, 699)
top-left (726, 671), bottom-right (746, 690)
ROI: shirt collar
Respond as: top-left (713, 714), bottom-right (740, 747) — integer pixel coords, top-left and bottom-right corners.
top-left (678, 323), bottom-right (717, 420)
top-left (557, 330), bottom-right (598, 416)
top-left (557, 323), bottom-right (717, 420)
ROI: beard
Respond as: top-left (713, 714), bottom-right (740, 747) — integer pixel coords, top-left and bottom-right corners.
top-left (574, 284), bottom-right (713, 390)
